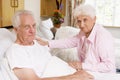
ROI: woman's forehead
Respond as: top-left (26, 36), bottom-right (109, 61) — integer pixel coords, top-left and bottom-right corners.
top-left (77, 15), bottom-right (91, 19)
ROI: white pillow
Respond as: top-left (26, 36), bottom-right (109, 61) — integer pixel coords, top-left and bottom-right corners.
top-left (51, 26), bottom-right (80, 62)
top-left (55, 26), bottom-right (80, 40)
top-left (36, 18), bottom-right (54, 40)
top-left (41, 18), bottom-right (54, 29)
top-left (114, 38), bottom-right (120, 69)
top-left (0, 28), bottom-right (15, 59)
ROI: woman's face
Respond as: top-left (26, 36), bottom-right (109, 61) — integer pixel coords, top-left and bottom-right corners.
top-left (76, 15), bottom-right (96, 36)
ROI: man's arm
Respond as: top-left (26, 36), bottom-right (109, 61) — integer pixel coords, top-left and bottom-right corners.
top-left (13, 68), bottom-right (40, 80)
top-left (13, 68), bottom-right (94, 80)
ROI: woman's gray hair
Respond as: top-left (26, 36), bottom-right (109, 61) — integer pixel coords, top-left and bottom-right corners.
top-left (12, 10), bottom-right (35, 28)
top-left (73, 4), bottom-right (96, 19)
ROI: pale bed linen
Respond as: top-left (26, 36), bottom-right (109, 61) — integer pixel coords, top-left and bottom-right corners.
top-left (41, 56), bottom-right (76, 77)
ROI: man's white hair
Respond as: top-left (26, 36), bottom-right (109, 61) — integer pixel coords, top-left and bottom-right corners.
top-left (12, 10), bottom-right (35, 28)
top-left (73, 4), bottom-right (96, 19)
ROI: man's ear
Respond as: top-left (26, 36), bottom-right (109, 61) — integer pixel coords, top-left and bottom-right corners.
top-left (14, 27), bottom-right (18, 33)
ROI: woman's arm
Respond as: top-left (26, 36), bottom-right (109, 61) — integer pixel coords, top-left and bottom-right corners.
top-left (36, 34), bottom-right (80, 49)
top-left (48, 35), bottom-right (80, 49)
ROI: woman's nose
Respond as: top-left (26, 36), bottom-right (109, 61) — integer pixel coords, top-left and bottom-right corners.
top-left (81, 21), bottom-right (85, 28)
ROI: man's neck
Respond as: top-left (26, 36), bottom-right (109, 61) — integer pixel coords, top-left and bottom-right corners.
top-left (15, 39), bottom-right (34, 46)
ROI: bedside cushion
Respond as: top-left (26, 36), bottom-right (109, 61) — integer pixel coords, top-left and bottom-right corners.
top-left (36, 18), bottom-right (54, 40)
top-left (0, 28), bottom-right (15, 59)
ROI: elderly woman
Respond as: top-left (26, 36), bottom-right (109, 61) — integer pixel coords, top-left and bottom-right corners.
top-left (37, 4), bottom-right (116, 73)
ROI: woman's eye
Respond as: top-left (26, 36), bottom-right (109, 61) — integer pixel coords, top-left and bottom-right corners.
top-left (77, 20), bottom-right (81, 24)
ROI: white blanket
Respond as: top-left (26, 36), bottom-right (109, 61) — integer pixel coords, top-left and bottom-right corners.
top-left (41, 56), bottom-right (120, 80)
top-left (41, 56), bottom-right (76, 77)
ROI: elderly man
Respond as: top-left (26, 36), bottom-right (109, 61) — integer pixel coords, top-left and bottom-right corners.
top-left (5, 10), bottom-right (93, 80)
top-left (37, 4), bottom-right (116, 73)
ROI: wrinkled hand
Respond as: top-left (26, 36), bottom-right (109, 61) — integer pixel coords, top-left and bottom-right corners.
top-left (68, 61), bottom-right (82, 71)
top-left (72, 70), bottom-right (94, 80)
top-left (35, 37), bottom-right (49, 46)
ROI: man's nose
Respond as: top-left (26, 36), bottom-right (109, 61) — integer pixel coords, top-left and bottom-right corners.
top-left (30, 26), bottom-right (35, 33)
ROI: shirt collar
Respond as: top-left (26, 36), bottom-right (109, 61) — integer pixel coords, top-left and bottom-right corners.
top-left (79, 23), bottom-right (100, 44)
top-left (79, 31), bottom-right (87, 42)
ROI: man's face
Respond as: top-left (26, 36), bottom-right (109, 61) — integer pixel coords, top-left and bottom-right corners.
top-left (15, 14), bottom-right (36, 44)
top-left (76, 15), bottom-right (96, 36)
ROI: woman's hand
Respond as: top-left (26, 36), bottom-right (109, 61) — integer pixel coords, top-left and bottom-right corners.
top-left (72, 70), bottom-right (94, 80)
top-left (35, 37), bottom-right (49, 46)
top-left (68, 61), bottom-right (82, 71)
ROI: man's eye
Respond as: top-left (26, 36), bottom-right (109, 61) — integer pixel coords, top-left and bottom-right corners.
top-left (84, 19), bottom-right (87, 22)
top-left (33, 24), bottom-right (36, 28)
top-left (25, 26), bottom-right (29, 29)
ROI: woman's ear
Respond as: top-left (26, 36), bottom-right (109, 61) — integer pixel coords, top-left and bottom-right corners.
top-left (94, 16), bottom-right (96, 21)
top-left (93, 16), bottom-right (96, 23)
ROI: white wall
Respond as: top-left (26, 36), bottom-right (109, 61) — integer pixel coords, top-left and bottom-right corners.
top-left (24, 0), bottom-right (40, 24)
top-left (105, 27), bottom-right (120, 39)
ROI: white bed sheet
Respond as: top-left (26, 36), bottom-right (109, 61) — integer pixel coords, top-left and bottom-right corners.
top-left (41, 56), bottom-right (120, 80)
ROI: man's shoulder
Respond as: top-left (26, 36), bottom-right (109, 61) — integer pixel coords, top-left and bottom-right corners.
top-left (6, 43), bottom-right (21, 54)
top-left (8, 43), bottom-right (19, 49)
